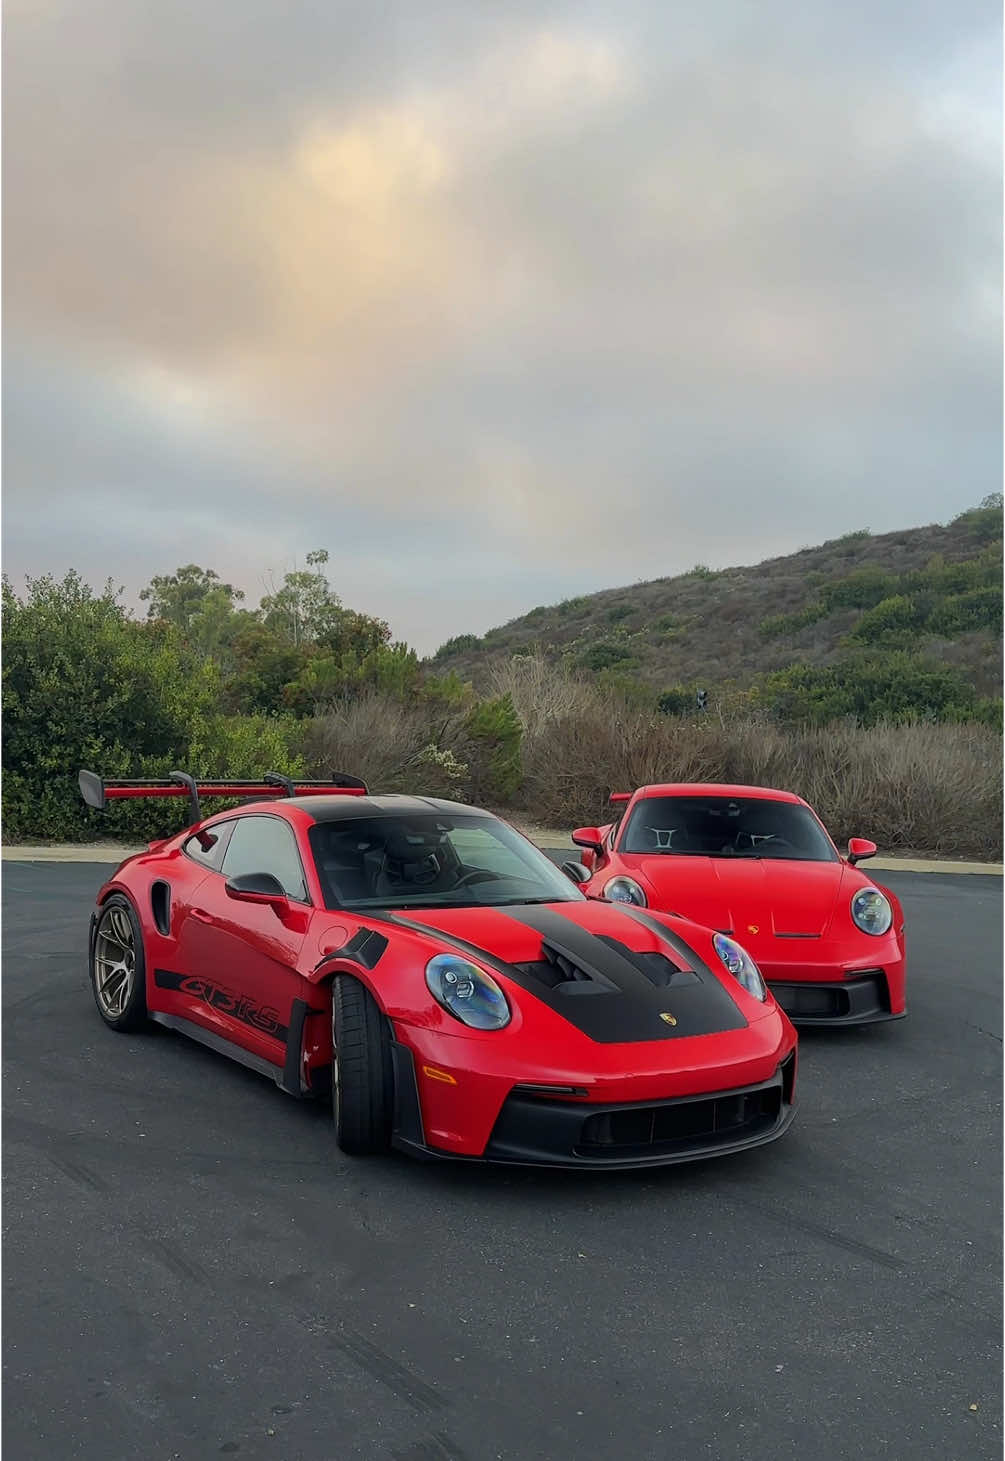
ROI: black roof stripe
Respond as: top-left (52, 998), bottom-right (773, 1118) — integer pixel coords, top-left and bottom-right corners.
top-left (295, 795), bottom-right (493, 822)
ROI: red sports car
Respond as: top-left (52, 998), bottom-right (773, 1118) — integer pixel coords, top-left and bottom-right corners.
top-left (571, 783), bottom-right (906, 1026)
top-left (80, 769), bottom-right (797, 1168)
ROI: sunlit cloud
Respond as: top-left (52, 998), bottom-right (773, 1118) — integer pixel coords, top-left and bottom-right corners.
top-left (3, 2), bottom-right (1000, 654)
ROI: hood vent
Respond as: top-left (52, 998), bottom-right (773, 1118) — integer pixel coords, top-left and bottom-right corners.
top-left (516, 934), bottom-right (694, 994)
top-left (515, 939), bottom-right (618, 993)
top-left (595, 935), bottom-right (698, 990)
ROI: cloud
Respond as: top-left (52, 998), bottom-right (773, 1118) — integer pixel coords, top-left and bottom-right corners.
top-left (3, 2), bottom-right (1000, 654)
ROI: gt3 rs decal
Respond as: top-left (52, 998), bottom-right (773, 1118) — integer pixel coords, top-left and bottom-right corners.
top-left (153, 970), bottom-right (288, 1042)
top-left (372, 907), bottom-right (746, 1043)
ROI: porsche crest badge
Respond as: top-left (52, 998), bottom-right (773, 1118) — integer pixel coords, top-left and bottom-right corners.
top-left (659, 1012), bottom-right (677, 1026)
top-left (747, 924), bottom-right (759, 935)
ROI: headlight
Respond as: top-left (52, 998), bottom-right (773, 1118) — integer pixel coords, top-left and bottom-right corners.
top-left (603, 876), bottom-right (647, 906)
top-left (425, 953), bottom-right (511, 1030)
top-left (851, 887), bottom-right (892, 936)
top-left (713, 933), bottom-right (768, 1002)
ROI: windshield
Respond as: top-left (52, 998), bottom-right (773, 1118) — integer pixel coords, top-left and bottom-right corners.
top-left (618, 796), bottom-right (838, 862)
top-left (308, 813), bottom-right (584, 910)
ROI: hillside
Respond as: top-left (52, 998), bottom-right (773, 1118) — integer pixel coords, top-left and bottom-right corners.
top-left (430, 506), bottom-right (1003, 707)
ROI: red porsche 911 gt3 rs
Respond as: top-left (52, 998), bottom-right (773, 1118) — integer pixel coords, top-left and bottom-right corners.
top-left (80, 769), bottom-right (797, 1169)
top-left (571, 783), bottom-right (906, 1027)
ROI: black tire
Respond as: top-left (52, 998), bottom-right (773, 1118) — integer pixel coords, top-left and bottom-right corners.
top-left (332, 974), bottom-right (394, 1155)
top-left (89, 893), bottom-right (149, 1032)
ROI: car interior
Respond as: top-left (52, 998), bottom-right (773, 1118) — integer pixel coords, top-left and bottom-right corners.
top-left (622, 799), bottom-right (836, 860)
top-left (312, 821), bottom-right (475, 905)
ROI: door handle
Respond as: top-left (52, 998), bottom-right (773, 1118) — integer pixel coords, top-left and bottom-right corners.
top-left (189, 909), bottom-right (213, 925)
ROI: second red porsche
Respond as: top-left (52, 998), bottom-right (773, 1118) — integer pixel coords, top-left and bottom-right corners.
top-left (571, 783), bottom-right (906, 1026)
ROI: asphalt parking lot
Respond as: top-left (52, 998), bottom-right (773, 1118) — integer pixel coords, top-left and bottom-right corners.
top-left (2, 862), bottom-right (1002, 1461)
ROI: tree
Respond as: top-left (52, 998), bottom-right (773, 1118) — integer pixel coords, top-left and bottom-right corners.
top-left (223, 623), bottom-right (310, 716)
top-left (139, 564), bottom-right (244, 633)
top-left (260, 549), bottom-right (342, 646)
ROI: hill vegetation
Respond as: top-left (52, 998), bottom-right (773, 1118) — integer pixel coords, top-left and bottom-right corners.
top-left (431, 501), bottom-right (1003, 727)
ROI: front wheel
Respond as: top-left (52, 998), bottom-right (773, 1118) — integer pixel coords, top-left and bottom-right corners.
top-left (90, 894), bottom-right (148, 1032)
top-left (331, 975), bottom-right (394, 1155)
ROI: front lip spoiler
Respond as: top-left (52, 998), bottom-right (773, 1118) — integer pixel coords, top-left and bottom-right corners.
top-left (390, 1052), bottom-right (797, 1170)
top-left (767, 973), bottom-right (905, 1027)
top-left (781, 1006), bottom-right (907, 1029)
top-left (392, 1105), bottom-right (797, 1170)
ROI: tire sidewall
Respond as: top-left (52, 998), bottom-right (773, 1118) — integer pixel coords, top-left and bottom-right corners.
top-left (90, 892), bottom-right (148, 1031)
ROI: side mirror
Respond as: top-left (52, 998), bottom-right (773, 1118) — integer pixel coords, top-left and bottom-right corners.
top-left (847, 837), bottom-right (877, 866)
top-left (225, 872), bottom-right (290, 910)
top-left (572, 827), bottom-right (604, 855)
top-left (561, 860), bottom-right (592, 885)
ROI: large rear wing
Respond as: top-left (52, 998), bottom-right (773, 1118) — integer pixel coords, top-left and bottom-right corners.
top-left (79, 768), bottom-right (368, 827)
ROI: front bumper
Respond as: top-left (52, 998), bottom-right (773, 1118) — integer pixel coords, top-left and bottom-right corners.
top-left (767, 970), bottom-right (905, 1026)
top-left (390, 1042), bottom-right (796, 1169)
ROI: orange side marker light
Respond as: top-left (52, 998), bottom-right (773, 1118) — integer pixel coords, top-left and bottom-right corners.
top-left (422, 1065), bottom-right (458, 1086)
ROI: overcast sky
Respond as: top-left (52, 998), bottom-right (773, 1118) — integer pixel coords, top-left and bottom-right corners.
top-left (3, 1), bottom-right (1001, 654)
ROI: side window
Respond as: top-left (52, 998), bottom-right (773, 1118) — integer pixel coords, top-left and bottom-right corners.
top-left (183, 820), bottom-right (236, 870)
top-left (220, 817), bottom-right (310, 903)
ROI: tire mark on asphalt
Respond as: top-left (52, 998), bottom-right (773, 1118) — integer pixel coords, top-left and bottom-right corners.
top-left (328, 1329), bottom-right (448, 1415)
top-left (44, 1151), bottom-right (109, 1195)
top-left (393, 1432), bottom-right (469, 1460)
top-left (145, 1235), bottom-right (210, 1287)
top-left (723, 1191), bottom-right (906, 1270)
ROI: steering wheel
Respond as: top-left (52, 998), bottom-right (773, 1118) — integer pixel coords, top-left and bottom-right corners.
top-left (453, 869), bottom-right (498, 888)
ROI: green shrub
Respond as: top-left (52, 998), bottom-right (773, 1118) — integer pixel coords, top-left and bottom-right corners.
top-left (850, 594), bottom-right (922, 643)
top-left (759, 604), bottom-right (826, 638)
top-left (576, 641), bottom-right (638, 672)
top-left (432, 633), bottom-right (482, 660)
top-left (606, 603), bottom-right (634, 624)
top-left (761, 651), bottom-right (983, 728)
top-left (556, 596), bottom-right (589, 618)
top-left (819, 567), bottom-right (897, 612)
top-left (927, 586), bottom-right (1003, 636)
top-left (953, 500), bottom-right (1004, 543)
top-left (463, 693), bottom-right (523, 802)
top-left (657, 686), bottom-right (695, 716)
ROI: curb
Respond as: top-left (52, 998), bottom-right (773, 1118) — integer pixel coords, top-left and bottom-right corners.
top-left (2, 842), bottom-right (1002, 877)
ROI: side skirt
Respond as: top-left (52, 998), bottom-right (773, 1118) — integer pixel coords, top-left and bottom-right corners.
top-left (149, 1011), bottom-right (285, 1086)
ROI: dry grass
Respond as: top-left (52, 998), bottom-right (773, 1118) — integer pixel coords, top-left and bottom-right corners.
top-left (304, 694), bottom-right (469, 798)
top-left (307, 668), bottom-right (1003, 859)
top-left (494, 656), bottom-right (1003, 858)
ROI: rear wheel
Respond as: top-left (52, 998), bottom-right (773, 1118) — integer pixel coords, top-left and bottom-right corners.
top-left (90, 894), bottom-right (148, 1032)
top-left (331, 975), bottom-right (394, 1155)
